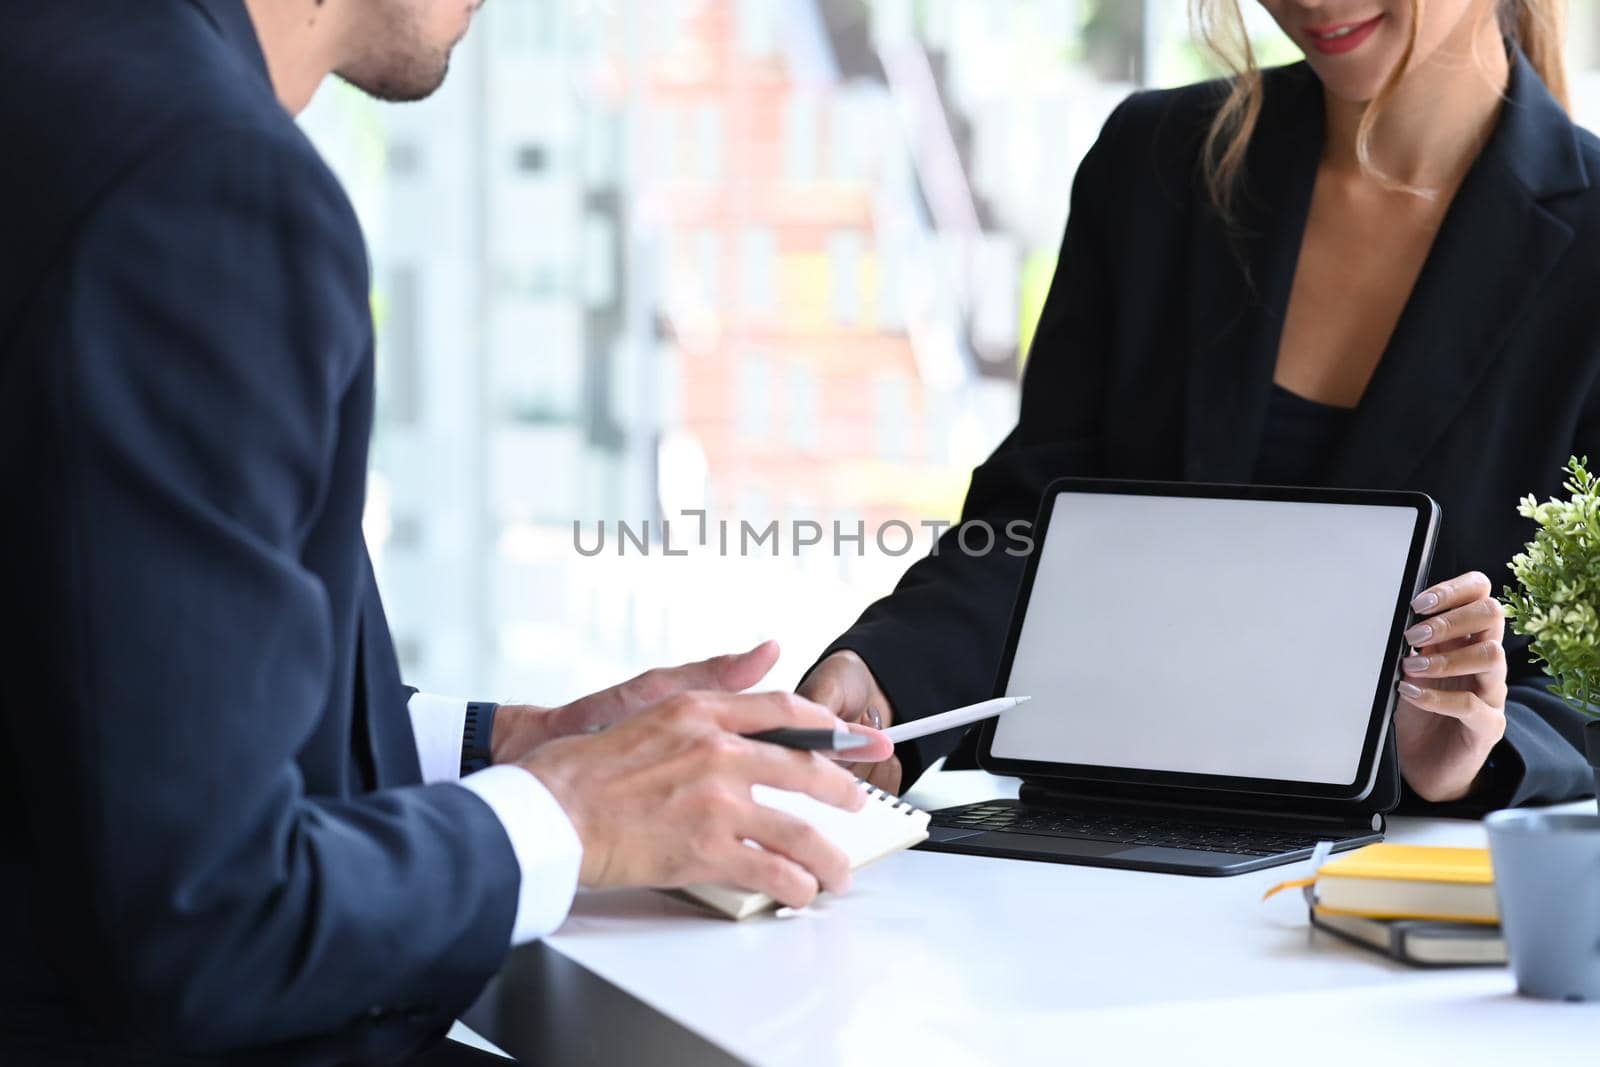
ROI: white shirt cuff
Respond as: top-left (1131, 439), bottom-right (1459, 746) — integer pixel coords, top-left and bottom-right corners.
top-left (408, 691), bottom-right (470, 784)
top-left (457, 765), bottom-right (583, 944)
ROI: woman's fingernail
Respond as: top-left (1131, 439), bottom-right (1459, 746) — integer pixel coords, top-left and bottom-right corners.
top-left (866, 706), bottom-right (882, 731)
top-left (1403, 623), bottom-right (1433, 645)
top-left (1412, 591), bottom-right (1440, 612)
top-left (1403, 655), bottom-right (1431, 673)
top-left (1398, 681), bottom-right (1424, 699)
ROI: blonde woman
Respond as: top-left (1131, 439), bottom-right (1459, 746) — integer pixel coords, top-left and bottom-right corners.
top-left (805, 0), bottom-right (1596, 812)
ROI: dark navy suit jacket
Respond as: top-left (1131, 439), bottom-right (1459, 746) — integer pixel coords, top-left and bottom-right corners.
top-left (1, 2), bottom-right (520, 1061)
top-left (825, 51), bottom-right (1599, 812)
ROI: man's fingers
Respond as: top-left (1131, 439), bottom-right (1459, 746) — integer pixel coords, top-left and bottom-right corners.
top-left (731, 740), bottom-right (866, 812)
top-left (660, 692), bottom-right (893, 771)
top-left (706, 639), bottom-right (781, 692)
top-left (738, 807), bottom-right (852, 894)
top-left (717, 842), bottom-right (821, 910)
top-left (626, 640), bottom-right (781, 707)
top-left (691, 690), bottom-right (845, 734)
top-left (836, 723), bottom-right (894, 763)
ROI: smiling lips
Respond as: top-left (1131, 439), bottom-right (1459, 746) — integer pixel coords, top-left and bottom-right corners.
top-left (1304, 14), bottom-right (1384, 56)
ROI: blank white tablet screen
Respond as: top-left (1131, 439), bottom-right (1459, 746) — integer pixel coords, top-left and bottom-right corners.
top-left (989, 492), bottom-right (1418, 784)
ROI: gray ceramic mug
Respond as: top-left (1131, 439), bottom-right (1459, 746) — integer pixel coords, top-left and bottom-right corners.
top-left (1486, 809), bottom-right (1600, 1001)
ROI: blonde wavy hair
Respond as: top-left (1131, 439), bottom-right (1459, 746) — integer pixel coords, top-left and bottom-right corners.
top-left (1195, 0), bottom-right (1569, 217)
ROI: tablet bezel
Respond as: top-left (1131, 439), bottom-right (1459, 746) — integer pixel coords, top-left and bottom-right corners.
top-left (975, 478), bottom-right (1440, 804)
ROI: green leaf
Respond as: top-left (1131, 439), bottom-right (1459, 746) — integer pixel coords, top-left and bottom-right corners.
top-left (1504, 457), bottom-right (1600, 719)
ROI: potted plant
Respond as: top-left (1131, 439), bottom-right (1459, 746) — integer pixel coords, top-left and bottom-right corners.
top-left (1488, 457), bottom-right (1600, 1002)
top-left (1501, 456), bottom-right (1600, 801)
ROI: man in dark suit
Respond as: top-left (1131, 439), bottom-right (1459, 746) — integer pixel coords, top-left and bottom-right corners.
top-left (0, 2), bottom-right (890, 1062)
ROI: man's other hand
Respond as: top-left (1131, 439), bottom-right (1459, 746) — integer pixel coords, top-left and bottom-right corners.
top-left (491, 640), bottom-right (783, 763)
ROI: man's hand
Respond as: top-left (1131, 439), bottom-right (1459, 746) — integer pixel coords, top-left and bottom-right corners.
top-left (491, 640), bottom-right (782, 763)
top-left (522, 691), bottom-right (892, 908)
top-left (798, 650), bottom-right (905, 794)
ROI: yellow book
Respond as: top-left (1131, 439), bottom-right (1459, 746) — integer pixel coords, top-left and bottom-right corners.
top-left (1265, 844), bottom-right (1497, 924)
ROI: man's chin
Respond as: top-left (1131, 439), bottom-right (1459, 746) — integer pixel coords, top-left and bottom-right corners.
top-left (336, 59), bottom-right (452, 104)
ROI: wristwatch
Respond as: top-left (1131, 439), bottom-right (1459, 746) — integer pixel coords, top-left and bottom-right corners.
top-left (460, 701), bottom-right (499, 776)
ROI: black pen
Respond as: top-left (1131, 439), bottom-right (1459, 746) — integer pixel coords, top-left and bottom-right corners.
top-left (743, 727), bottom-right (873, 753)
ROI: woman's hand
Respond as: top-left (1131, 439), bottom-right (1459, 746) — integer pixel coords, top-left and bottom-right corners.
top-left (798, 651), bottom-right (905, 794)
top-left (491, 640), bottom-right (784, 763)
top-left (1393, 572), bottom-right (1509, 803)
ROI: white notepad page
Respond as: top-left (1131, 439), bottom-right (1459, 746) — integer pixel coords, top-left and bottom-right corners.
top-left (679, 782), bottom-right (931, 920)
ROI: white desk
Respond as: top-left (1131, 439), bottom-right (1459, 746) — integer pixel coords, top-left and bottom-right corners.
top-left (539, 769), bottom-right (1595, 1067)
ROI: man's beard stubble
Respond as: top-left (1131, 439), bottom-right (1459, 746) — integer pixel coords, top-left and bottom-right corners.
top-left (339, 54), bottom-right (452, 103)
top-left (334, 3), bottom-right (459, 104)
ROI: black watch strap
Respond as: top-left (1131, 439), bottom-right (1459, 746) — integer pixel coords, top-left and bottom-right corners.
top-left (461, 701), bottom-right (499, 776)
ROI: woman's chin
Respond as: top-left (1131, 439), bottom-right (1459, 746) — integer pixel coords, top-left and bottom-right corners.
top-left (1306, 64), bottom-right (1393, 107)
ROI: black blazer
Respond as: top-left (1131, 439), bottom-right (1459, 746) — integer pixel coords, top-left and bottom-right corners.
top-left (823, 50), bottom-right (1598, 812)
top-left (0, 2), bottom-right (518, 1062)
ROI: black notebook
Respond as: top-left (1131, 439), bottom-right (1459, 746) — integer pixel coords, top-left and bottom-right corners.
top-left (1311, 907), bottom-right (1506, 967)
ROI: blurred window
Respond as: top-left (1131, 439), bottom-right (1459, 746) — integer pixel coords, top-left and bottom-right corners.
top-left (300, 0), bottom-right (1600, 702)
top-left (788, 362), bottom-right (820, 453)
top-left (735, 353), bottom-right (773, 444)
top-left (829, 229), bottom-right (864, 327)
top-left (739, 228), bottom-right (776, 315)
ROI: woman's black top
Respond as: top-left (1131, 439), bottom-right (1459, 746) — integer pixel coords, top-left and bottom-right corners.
top-left (1254, 383), bottom-right (1356, 486)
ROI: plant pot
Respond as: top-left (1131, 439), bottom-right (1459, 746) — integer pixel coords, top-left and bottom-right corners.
top-left (1486, 809), bottom-right (1600, 1001)
top-left (1587, 720), bottom-right (1600, 813)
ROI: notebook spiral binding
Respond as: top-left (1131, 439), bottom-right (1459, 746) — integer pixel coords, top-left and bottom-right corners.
top-left (859, 779), bottom-right (924, 816)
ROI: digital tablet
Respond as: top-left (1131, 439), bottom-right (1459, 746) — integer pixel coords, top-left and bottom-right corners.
top-left (977, 479), bottom-right (1439, 803)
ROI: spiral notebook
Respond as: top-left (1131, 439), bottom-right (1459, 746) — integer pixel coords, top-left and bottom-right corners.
top-left (676, 781), bottom-right (931, 920)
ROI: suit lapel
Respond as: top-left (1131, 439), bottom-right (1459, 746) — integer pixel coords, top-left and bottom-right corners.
top-left (1325, 51), bottom-right (1585, 489)
top-left (1183, 66), bottom-right (1324, 483)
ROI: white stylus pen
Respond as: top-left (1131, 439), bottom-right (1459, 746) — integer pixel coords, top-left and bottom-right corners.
top-left (880, 695), bottom-right (1032, 744)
